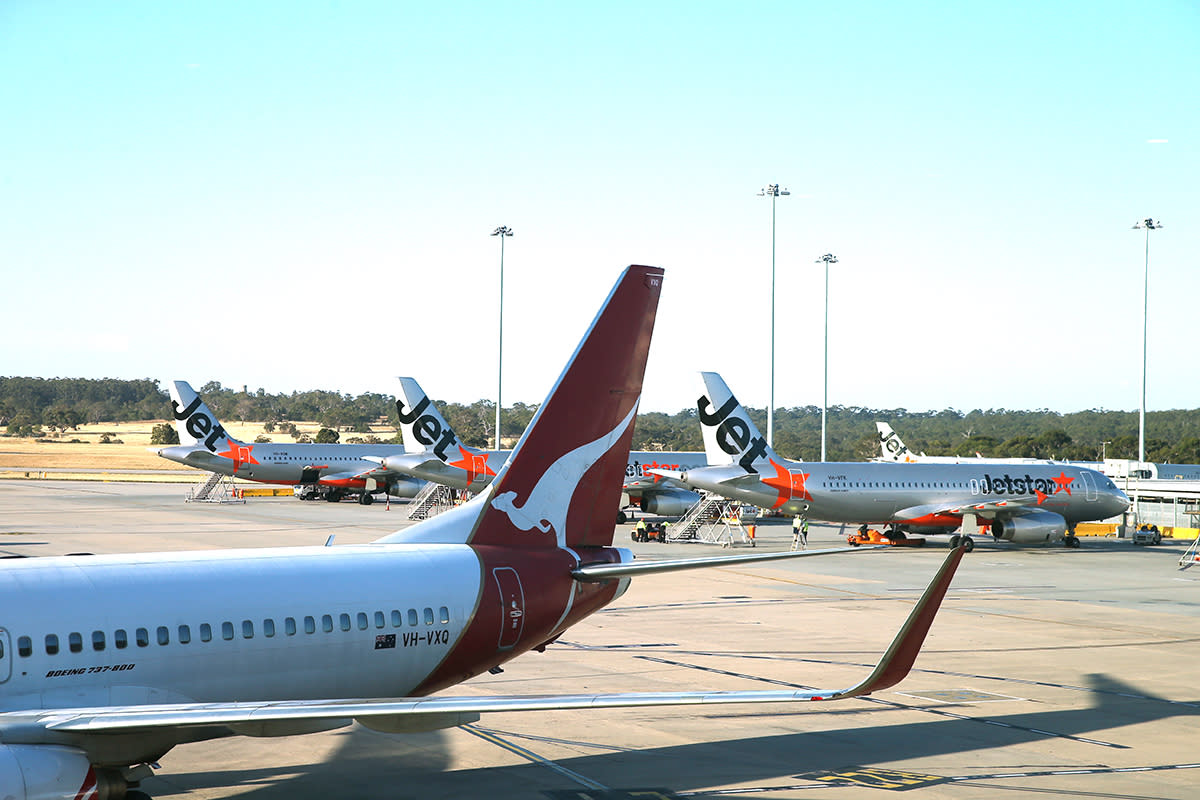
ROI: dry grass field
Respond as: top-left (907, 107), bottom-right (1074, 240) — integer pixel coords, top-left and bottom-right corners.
top-left (0, 420), bottom-right (400, 472)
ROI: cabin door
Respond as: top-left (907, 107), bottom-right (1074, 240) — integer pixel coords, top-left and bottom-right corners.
top-left (492, 567), bottom-right (526, 651)
top-left (0, 629), bottom-right (10, 683)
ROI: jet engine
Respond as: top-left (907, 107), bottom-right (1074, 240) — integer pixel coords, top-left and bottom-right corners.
top-left (991, 510), bottom-right (1067, 545)
top-left (640, 489), bottom-right (700, 517)
top-left (386, 477), bottom-right (423, 499)
top-left (0, 744), bottom-right (125, 800)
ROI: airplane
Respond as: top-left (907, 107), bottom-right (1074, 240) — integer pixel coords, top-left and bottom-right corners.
top-left (375, 376), bottom-right (708, 522)
top-left (154, 381), bottom-right (425, 504)
top-left (0, 266), bottom-right (967, 800)
top-left (650, 373), bottom-right (1130, 550)
top-left (876, 422), bottom-right (1058, 466)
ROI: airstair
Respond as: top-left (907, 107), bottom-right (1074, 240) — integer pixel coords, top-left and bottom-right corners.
top-left (1179, 535), bottom-right (1200, 569)
top-left (667, 491), bottom-right (753, 547)
top-left (405, 482), bottom-right (456, 521)
top-left (186, 471), bottom-right (244, 504)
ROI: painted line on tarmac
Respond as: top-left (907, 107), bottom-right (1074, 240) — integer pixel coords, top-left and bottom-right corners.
top-left (636, 655), bottom-right (1126, 749)
top-left (461, 722), bottom-right (609, 791)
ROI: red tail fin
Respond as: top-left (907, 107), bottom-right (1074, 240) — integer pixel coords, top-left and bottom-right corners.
top-left (469, 265), bottom-right (664, 549)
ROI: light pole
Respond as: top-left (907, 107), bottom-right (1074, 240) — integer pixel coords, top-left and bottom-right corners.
top-left (1132, 218), bottom-right (1163, 465)
top-left (758, 183), bottom-right (789, 447)
top-left (1101, 440), bottom-right (1111, 462)
top-left (491, 225), bottom-right (513, 451)
top-left (816, 254), bottom-right (838, 461)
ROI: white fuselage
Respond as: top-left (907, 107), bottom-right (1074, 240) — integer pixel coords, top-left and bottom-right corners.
top-left (0, 545), bottom-right (480, 712)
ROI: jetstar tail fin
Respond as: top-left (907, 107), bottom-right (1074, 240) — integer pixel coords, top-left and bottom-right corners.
top-left (877, 422), bottom-right (918, 462)
top-left (697, 372), bottom-right (782, 472)
top-left (396, 377), bottom-right (473, 458)
top-left (168, 381), bottom-right (242, 453)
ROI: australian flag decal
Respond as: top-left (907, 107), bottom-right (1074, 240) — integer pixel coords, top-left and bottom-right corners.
top-left (375, 634), bottom-right (396, 650)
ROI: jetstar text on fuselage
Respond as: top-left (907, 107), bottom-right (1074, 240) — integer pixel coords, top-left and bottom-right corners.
top-left (978, 471), bottom-right (1074, 498)
top-left (698, 394), bottom-right (768, 471)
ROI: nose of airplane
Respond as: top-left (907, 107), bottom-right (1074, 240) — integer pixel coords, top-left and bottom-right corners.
top-left (1110, 486), bottom-right (1131, 515)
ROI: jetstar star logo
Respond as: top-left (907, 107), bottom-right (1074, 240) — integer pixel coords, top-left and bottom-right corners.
top-left (981, 472), bottom-right (1074, 501)
top-left (762, 458), bottom-right (812, 509)
top-left (217, 441), bottom-right (259, 473)
top-left (448, 445), bottom-right (495, 485)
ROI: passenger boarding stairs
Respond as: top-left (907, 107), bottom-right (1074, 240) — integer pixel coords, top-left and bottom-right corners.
top-left (186, 471), bottom-right (244, 504)
top-left (405, 482), bottom-right (457, 521)
top-left (667, 491), bottom-right (753, 547)
top-left (1179, 535), bottom-right (1200, 569)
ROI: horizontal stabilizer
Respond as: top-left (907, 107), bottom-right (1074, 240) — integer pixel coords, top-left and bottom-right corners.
top-left (572, 545), bottom-right (886, 581)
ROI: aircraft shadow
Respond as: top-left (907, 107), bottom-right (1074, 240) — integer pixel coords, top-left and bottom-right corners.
top-left (147, 673), bottom-right (1197, 799)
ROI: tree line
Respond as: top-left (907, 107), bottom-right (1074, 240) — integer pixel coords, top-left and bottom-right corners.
top-left (4, 376), bottom-right (1200, 463)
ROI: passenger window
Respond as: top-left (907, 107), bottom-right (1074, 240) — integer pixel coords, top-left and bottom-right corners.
top-left (17, 636), bottom-right (32, 657)
top-left (439, 606), bottom-right (450, 624)
top-left (222, 622), bottom-right (234, 641)
top-left (114, 629), bottom-right (128, 649)
top-left (135, 628), bottom-right (149, 647)
top-left (45, 634), bottom-right (59, 655)
top-left (264, 619), bottom-right (275, 637)
top-left (285, 617), bottom-right (297, 636)
top-left (357, 612), bottom-right (369, 630)
top-left (242, 620), bottom-right (254, 639)
top-left (178, 625), bottom-right (191, 645)
top-left (304, 616), bottom-right (316, 634)
top-left (92, 631), bottom-right (105, 652)
top-left (424, 608), bottom-right (434, 626)
top-left (339, 613), bottom-right (351, 631)
top-left (200, 623), bottom-right (212, 642)
top-left (374, 611), bottom-right (385, 629)
top-left (156, 626), bottom-right (169, 646)
top-left (70, 632), bottom-right (84, 653)
top-left (391, 610), bottom-right (402, 627)
top-left (407, 609), bottom-right (418, 626)
top-left (321, 615), bottom-right (333, 633)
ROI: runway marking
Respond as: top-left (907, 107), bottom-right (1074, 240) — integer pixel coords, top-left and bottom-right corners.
top-left (471, 725), bottom-right (638, 753)
top-left (681, 763), bottom-right (1200, 796)
top-left (635, 656), bottom-right (1126, 749)
top-left (461, 723), bottom-right (609, 791)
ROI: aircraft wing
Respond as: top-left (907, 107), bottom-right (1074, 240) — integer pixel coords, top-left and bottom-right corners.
top-left (17, 544), bottom-right (963, 734)
top-left (893, 496), bottom-right (1039, 521)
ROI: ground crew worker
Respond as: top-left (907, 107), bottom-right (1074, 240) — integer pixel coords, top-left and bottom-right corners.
top-left (635, 518), bottom-right (647, 541)
top-left (791, 515), bottom-right (804, 550)
top-left (801, 516), bottom-right (809, 549)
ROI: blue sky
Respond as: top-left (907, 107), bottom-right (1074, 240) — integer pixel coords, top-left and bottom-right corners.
top-left (1, 1), bottom-right (1196, 414)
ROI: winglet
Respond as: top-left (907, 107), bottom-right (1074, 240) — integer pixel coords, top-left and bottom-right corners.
top-left (829, 542), bottom-right (965, 700)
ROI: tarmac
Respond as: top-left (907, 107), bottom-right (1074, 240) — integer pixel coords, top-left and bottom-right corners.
top-left (3, 480), bottom-right (1199, 800)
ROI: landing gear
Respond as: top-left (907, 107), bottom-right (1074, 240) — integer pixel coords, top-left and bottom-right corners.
top-left (948, 534), bottom-right (960, 549)
top-left (324, 489), bottom-right (343, 502)
top-left (1065, 534), bottom-right (1080, 548)
top-left (616, 510), bottom-right (628, 525)
top-left (359, 493), bottom-right (374, 506)
top-left (948, 534), bottom-right (974, 552)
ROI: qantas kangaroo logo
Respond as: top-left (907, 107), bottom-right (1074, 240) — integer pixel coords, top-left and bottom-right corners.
top-left (491, 402), bottom-right (639, 548)
top-left (697, 393), bottom-right (768, 472)
top-left (396, 395), bottom-right (459, 461)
